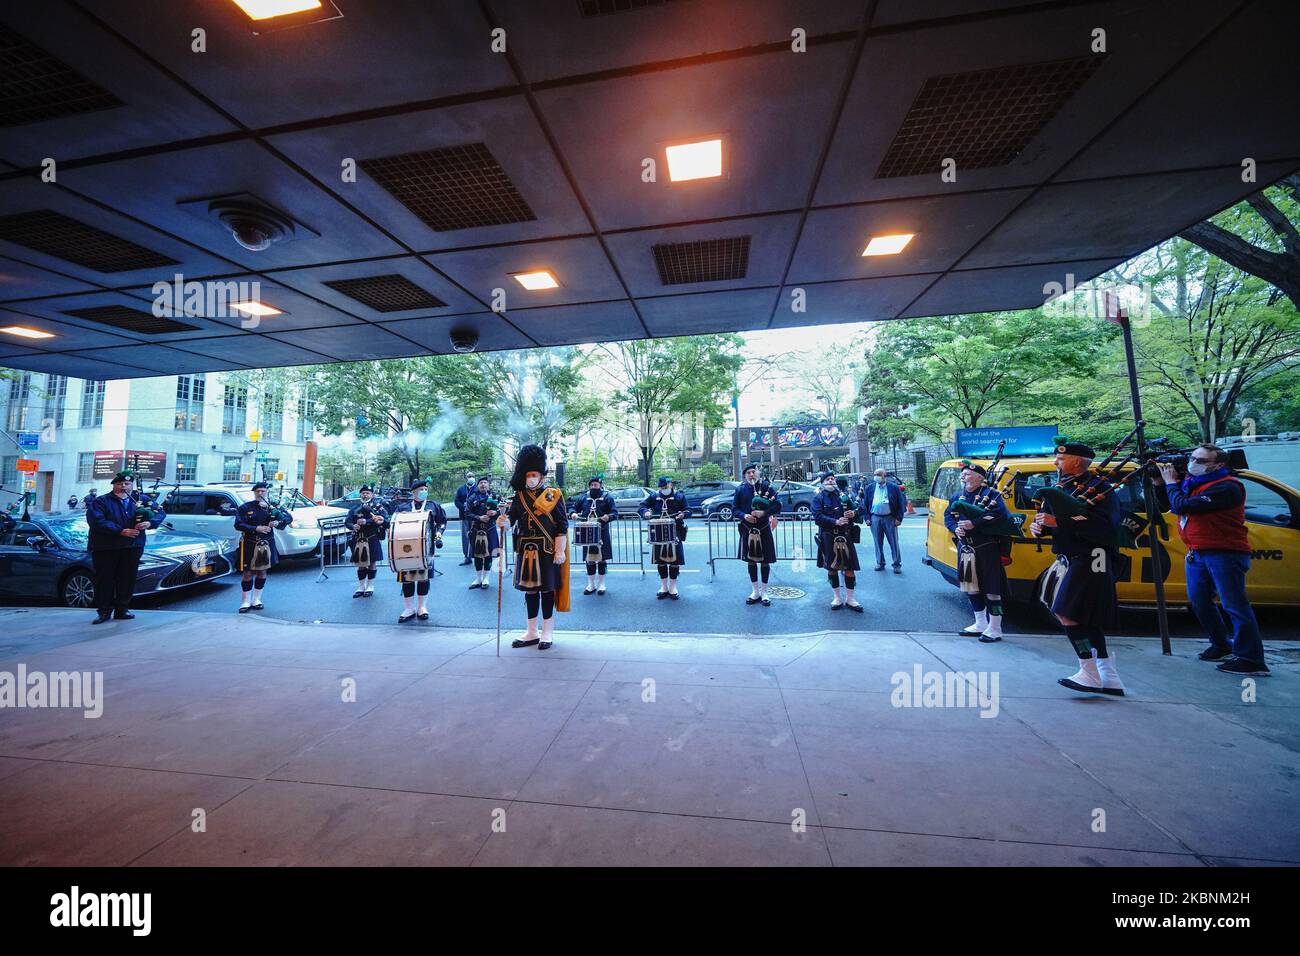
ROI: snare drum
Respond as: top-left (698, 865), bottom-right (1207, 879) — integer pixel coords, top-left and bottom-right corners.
top-left (572, 521), bottom-right (601, 548)
top-left (648, 517), bottom-right (678, 545)
top-left (388, 511), bottom-right (433, 577)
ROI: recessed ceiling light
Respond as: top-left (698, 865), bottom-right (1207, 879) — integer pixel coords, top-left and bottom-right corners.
top-left (665, 139), bottom-right (723, 182)
top-left (230, 301), bottom-right (283, 317)
top-left (231, 0), bottom-right (322, 20)
top-left (0, 325), bottom-right (54, 339)
top-left (861, 233), bottom-right (915, 257)
top-left (512, 270), bottom-right (560, 291)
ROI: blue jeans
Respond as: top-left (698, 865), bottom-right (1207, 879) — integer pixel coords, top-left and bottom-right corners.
top-left (1186, 550), bottom-right (1264, 664)
top-left (870, 514), bottom-right (900, 567)
top-left (460, 519), bottom-right (472, 560)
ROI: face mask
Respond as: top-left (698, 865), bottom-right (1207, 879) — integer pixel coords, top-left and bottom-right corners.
top-left (875, 476), bottom-right (886, 484)
top-left (660, 488), bottom-right (670, 496)
top-left (415, 490), bottom-right (428, 501)
top-left (526, 476), bottom-right (540, 490)
top-left (1187, 461), bottom-right (1211, 476)
top-left (823, 483), bottom-right (836, 493)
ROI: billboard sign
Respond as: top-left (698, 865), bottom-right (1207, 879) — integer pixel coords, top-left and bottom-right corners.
top-left (746, 424), bottom-right (846, 449)
top-left (955, 426), bottom-right (1060, 458)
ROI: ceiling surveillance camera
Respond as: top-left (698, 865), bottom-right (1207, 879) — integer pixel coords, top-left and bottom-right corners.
top-left (212, 200), bottom-right (293, 252)
top-left (450, 326), bottom-right (479, 353)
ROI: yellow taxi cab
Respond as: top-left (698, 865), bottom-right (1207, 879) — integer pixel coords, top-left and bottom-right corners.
top-left (923, 455), bottom-right (1300, 610)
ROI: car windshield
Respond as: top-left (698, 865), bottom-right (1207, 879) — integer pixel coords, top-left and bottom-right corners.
top-left (43, 515), bottom-right (89, 549)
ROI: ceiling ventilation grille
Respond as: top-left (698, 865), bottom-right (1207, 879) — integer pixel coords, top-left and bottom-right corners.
top-left (876, 55), bottom-right (1104, 178)
top-left (0, 210), bottom-right (178, 272)
top-left (64, 305), bottom-right (198, 335)
top-left (652, 236), bottom-right (750, 285)
top-left (576, 0), bottom-right (681, 16)
top-left (323, 274), bottom-right (448, 312)
top-left (0, 23), bottom-right (124, 127)
top-left (360, 143), bottom-right (537, 232)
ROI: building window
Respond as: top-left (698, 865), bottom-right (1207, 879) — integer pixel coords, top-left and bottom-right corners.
top-left (175, 375), bottom-right (205, 431)
top-left (258, 457), bottom-right (280, 482)
top-left (296, 392), bottom-right (316, 442)
top-left (1, 456), bottom-right (16, 487)
top-left (5, 372), bottom-right (31, 431)
top-left (78, 452), bottom-right (94, 483)
top-left (223, 455), bottom-right (242, 481)
top-left (176, 453), bottom-right (198, 482)
top-left (42, 374), bottom-right (67, 428)
top-left (80, 380), bottom-right (105, 428)
top-left (296, 459), bottom-right (305, 482)
top-left (259, 390), bottom-right (284, 440)
top-left (223, 384), bottom-right (247, 435)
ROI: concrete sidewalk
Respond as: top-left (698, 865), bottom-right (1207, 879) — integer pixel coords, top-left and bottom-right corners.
top-left (1, 608), bottom-right (1297, 867)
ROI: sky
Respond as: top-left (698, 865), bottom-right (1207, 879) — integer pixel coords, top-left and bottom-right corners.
top-left (734, 321), bottom-right (879, 426)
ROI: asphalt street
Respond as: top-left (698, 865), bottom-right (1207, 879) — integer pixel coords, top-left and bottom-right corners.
top-left (128, 518), bottom-right (1295, 642)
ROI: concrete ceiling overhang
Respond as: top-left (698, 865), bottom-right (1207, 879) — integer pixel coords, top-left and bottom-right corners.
top-left (0, 0), bottom-right (1297, 379)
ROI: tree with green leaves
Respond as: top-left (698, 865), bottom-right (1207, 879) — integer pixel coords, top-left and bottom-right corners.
top-left (590, 335), bottom-right (745, 483)
top-left (857, 310), bottom-right (1112, 442)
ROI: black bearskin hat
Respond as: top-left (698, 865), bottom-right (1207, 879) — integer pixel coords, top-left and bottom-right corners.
top-left (511, 444), bottom-right (548, 491)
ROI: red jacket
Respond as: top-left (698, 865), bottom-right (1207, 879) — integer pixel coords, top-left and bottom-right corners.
top-left (1167, 475), bottom-right (1250, 553)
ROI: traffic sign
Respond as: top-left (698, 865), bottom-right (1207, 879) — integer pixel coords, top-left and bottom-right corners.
top-left (16, 431), bottom-right (39, 450)
top-left (16, 458), bottom-right (38, 473)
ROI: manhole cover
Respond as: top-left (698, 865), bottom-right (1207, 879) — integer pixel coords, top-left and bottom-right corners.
top-left (765, 585), bottom-right (805, 600)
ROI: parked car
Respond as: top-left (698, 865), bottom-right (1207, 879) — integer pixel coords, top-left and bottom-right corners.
top-left (700, 481), bottom-right (819, 520)
top-left (607, 486), bottom-right (655, 515)
top-left (678, 480), bottom-right (740, 515)
top-left (924, 455), bottom-right (1300, 610)
top-left (0, 512), bottom-right (236, 608)
top-left (162, 483), bottom-right (349, 559)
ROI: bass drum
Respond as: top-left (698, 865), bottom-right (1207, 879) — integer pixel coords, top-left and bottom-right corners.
top-left (388, 511), bottom-right (434, 574)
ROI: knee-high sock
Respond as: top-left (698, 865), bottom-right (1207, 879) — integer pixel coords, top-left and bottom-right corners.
top-left (1088, 625), bottom-right (1109, 659)
top-left (1064, 624), bottom-right (1093, 659)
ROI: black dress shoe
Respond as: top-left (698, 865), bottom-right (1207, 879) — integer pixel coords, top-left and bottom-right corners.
top-left (538, 641), bottom-right (553, 650)
top-left (353, 589), bottom-right (366, 598)
top-left (512, 637), bottom-right (540, 648)
top-left (398, 612), bottom-right (416, 624)
top-left (978, 634), bottom-right (1002, 643)
top-left (468, 582), bottom-right (480, 590)
top-left (668, 592), bottom-right (679, 600)
top-left (238, 605), bottom-right (251, 614)
top-left (893, 566), bottom-right (902, 574)
top-left (417, 611), bottom-right (429, 621)
top-left (92, 611), bottom-right (112, 625)
top-left (874, 565), bottom-right (885, 571)
top-left (846, 603), bottom-right (864, 613)
top-left (830, 602), bottom-right (844, 611)
top-left (597, 588), bottom-right (606, 596)
top-left (113, 610), bottom-right (135, 620)
top-left (761, 598), bottom-right (771, 607)
top-left (657, 591), bottom-right (669, 599)
top-left (745, 596), bottom-right (759, 605)
top-left (583, 587), bottom-right (596, 595)
top-left (250, 602), bottom-right (264, 611)
top-left (1198, 646), bottom-right (1233, 661)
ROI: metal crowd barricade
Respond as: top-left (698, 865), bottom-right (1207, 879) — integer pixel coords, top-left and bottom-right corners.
top-left (568, 512), bottom-right (646, 575)
top-left (704, 513), bottom-right (820, 579)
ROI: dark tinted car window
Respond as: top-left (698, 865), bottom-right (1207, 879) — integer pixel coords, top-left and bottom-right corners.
top-left (931, 467), bottom-right (961, 503)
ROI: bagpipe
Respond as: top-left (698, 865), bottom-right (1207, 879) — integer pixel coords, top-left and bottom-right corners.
top-left (946, 441), bottom-right (1023, 541)
top-left (1029, 423), bottom-right (1150, 550)
top-left (837, 490), bottom-right (862, 544)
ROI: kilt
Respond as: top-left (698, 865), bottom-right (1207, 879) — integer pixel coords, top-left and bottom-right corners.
top-left (471, 519), bottom-right (501, 558)
top-left (350, 531), bottom-right (384, 565)
top-left (815, 528), bottom-right (860, 572)
top-left (956, 535), bottom-right (1004, 597)
top-left (737, 519), bottom-right (776, 564)
top-left (512, 535), bottom-right (560, 593)
top-left (237, 532), bottom-right (278, 572)
top-left (1048, 553), bottom-right (1119, 628)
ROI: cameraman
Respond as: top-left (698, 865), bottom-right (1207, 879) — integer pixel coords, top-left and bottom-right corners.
top-left (1159, 444), bottom-right (1268, 676)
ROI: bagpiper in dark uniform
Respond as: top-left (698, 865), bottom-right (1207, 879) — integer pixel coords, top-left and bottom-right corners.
top-left (943, 463), bottom-right (1013, 642)
top-left (85, 470), bottom-right (166, 623)
top-left (234, 481), bottom-right (284, 613)
top-left (1030, 441), bottom-right (1126, 696)
top-left (392, 479), bottom-right (446, 622)
top-left (454, 470), bottom-right (476, 566)
top-left (811, 470), bottom-right (864, 612)
top-left (570, 474), bottom-right (616, 596)
top-left (734, 464), bottom-right (783, 606)
top-left (639, 476), bottom-right (687, 600)
top-left (345, 484), bottom-right (388, 598)
top-left (465, 476), bottom-right (502, 590)
top-left (501, 444), bottom-right (569, 649)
